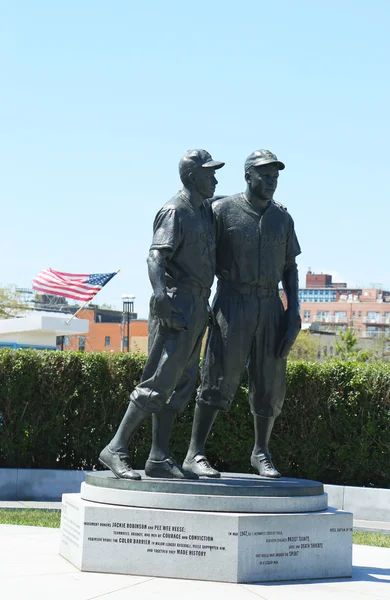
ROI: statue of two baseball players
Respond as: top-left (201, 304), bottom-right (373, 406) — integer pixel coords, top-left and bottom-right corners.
top-left (99, 148), bottom-right (301, 480)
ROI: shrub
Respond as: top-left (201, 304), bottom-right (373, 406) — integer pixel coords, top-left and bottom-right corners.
top-left (0, 350), bottom-right (389, 487)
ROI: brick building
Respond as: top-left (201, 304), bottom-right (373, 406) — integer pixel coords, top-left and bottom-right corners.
top-left (281, 270), bottom-right (390, 339)
top-left (59, 306), bottom-right (148, 353)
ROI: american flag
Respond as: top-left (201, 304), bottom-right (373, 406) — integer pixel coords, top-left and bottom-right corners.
top-left (32, 268), bottom-right (117, 302)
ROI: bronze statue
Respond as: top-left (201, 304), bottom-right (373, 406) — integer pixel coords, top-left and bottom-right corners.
top-left (99, 150), bottom-right (224, 479)
top-left (181, 150), bottom-right (301, 478)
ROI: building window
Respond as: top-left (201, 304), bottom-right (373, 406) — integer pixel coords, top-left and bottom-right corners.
top-left (334, 311), bottom-right (347, 322)
top-left (304, 310), bottom-right (311, 319)
top-left (79, 336), bottom-right (86, 351)
top-left (367, 312), bottom-right (380, 323)
top-left (352, 312), bottom-right (355, 317)
top-left (358, 311), bottom-right (362, 317)
top-left (105, 336), bottom-right (111, 347)
top-left (366, 326), bottom-right (380, 337)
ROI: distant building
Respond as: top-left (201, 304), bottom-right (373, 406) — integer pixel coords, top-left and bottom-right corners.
top-left (15, 289), bottom-right (149, 354)
top-left (281, 269), bottom-right (390, 339)
top-left (58, 306), bottom-right (148, 354)
top-left (0, 312), bottom-right (89, 350)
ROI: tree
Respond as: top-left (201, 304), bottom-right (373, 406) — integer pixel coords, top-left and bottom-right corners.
top-left (0, 286), bottom-right (28, 319)
top-left (288, 330), bottom-right (319, 361)
top-left (334, 328), bottom-right (373, 362)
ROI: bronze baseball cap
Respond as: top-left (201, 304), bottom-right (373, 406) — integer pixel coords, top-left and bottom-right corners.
top-left (244, 149), bottom-right (285, 172)
top-left (179, 149), bottom-right (225, 179)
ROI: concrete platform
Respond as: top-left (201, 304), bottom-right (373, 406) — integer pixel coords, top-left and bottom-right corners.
top-left (59, 475), bottom-right (353, 584)
top-left (81, 471), bottom-right (328, 512)
top-left (1, 467), bottom-right (389, 522)
top-left (0, 524), bottom-right (389, 600)
top-left (2, 502), bottom-right (388, 536)
top-left (60, 492), bottom-right (352, 583)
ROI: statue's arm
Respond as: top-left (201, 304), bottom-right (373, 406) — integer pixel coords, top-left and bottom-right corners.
top-left (281, 259), bottom-right (300, 315)
top-left (147, 248), bottom-right (169, 301)
top-left (277, 260), bottom-right (301, 359)
top-left (147, 248), bottom-right (187, 331)
top-left (282, 214), bottom-right (302, 316)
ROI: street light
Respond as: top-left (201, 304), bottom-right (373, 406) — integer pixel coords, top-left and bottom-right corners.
top-left (121, 294), bottom-right (136, 353)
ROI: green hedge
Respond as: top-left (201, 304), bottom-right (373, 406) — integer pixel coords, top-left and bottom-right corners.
top-left (0, 349), bottom-right (389, 488)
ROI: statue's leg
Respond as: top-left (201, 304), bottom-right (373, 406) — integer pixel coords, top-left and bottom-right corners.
top-left (183, 403), bottom-right (220, 477)
top-left (185, 403), bottom-right (220, 463)
top-left (99, 402), bottom-right (149, 480)
top-left (184, 292), bottom-right (256, 477)
top-left (253, 416), bottom-right (276, 456)
top-left (144, 411), bottom-right (195, 479)
top-left (99, 307), bottom-right (182, 480)
top-left (145, 294), bottom-right (208, 479)
top-left (148, 321), bottom-right (205, 461)
top-left (248, 297), bottom-right (286, 478)
top-left (149, 409), bottom-right (177, 462)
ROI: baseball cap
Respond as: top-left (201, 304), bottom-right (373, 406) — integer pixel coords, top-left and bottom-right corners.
top-left (244, 149), bottom-right (285, 173)
top-left (179, 149), bottom-right (225, 180)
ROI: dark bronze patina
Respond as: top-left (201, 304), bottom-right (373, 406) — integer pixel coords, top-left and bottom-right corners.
top-left (182, 149), bottom-right (301, 479)
top-left (99, 150), bottom-right (224, 480)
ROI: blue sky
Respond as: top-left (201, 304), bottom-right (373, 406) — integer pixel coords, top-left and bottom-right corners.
top-left (1, 1), bottom-right (389, 318)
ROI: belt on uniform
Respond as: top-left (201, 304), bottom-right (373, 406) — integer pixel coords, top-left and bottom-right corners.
top-left (167, 283), bottom-right (211, 299)
top-left (218, 280), bottom-right (279, 298)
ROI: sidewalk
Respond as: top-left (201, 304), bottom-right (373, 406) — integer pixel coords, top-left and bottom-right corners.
top-left (0, 524), bottom-right (389, 600)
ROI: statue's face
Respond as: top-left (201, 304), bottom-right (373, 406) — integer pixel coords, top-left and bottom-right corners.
top-left (247, 163), bottom-right (279, 200)
top-left (192, 168), bottom-right (218, 199)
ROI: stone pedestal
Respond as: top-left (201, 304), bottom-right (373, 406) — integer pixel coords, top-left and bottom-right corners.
top-left (59, 472), bottom-right (353, 583)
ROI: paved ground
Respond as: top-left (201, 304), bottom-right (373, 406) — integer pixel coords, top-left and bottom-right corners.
top-left (0, 501), bottom-right (63, 510)
top-left (1, 524), bottom-right (389, 600)
top-left (354, 520), bottom-right (390, 535)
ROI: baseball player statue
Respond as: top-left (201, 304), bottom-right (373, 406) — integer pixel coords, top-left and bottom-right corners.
top-left (99, 149), bottom-right (224, 480)
top-left (182, 149), bottom-right (301, 478)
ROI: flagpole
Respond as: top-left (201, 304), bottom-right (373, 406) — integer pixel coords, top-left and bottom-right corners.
top-left (65, 269), bottom-right (120, 326)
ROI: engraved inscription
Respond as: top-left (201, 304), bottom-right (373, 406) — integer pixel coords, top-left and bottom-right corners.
top-left (84, 520), bottom-right (227, 559)
top-left (245, 529), bottom-right (340, 566)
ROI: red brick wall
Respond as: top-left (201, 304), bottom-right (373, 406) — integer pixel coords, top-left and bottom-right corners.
top-left (62, 308), bottom-right (148, 353)
top-left (306, 273), bottom-right (332, 288)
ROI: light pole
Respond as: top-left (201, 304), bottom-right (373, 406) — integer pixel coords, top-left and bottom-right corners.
top-left (121, 294), bottom-right (135, 352)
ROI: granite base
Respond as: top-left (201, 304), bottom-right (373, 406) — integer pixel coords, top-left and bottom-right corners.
top-left (59, 493), bottom-right (353, 583)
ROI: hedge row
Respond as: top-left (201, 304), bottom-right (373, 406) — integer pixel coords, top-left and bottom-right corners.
top-left (0, 349), bottom-right (389, 488)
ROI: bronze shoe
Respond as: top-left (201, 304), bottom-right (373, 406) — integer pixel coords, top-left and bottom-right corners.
top-left (251, 452), bottom-right (281, 478)
top-left (145, 457), bottom-right (198, 479)
top-left (182, 455), bottom-right (221, 478)
top-left (99, 446), bottom-right (141, 480)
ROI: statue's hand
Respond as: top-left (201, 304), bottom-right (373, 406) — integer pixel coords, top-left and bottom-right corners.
top-left (277, 309), bottom-right (301, 359)
top-left (154, 294), bottom-right (187, 331)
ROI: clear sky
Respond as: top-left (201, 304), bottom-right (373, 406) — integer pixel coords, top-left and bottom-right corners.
top-left (1, 0), bottom-right (389, 318)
